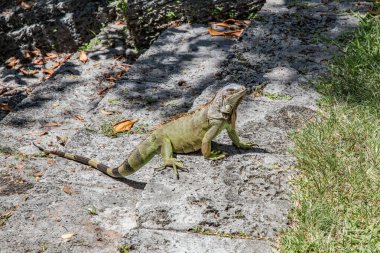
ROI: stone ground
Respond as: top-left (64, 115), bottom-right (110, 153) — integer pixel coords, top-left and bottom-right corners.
top-left (0, 0), bottom-right (371, 252)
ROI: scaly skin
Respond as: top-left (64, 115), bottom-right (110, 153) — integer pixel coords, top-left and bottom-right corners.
top-left (33, 84), bottom-right (255, 179)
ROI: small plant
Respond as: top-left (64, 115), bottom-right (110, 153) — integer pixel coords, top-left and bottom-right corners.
top-left (86, 206), bottom-right (97, 216)
top-left (166, 11), bottom-right (177, 20)
top-left (39, 243), bottom-right (48, 252)
top-left (109, 0), bottom-right (128, 20)
top-left (117, 244), bottom-right (131, 253)
top-left (263, 92), bottom-right (292, 101)
top-left (79, 37), bottom-right (101, 52)
top-left (108, 98), bottom-right (121, 105)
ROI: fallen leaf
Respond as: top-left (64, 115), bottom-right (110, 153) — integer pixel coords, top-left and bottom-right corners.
top-left (208, 27), bottom-right (227, 36)
top-left (33, 171), bottom-right (43, 177)
top-left (34, 139), bottom-right (42, 144)
top-left (25, 87), bottom-right (33, 95)
top-left (63, 184), bottom-right (72, 195)
top-left (19, 68), bottom-right (39, 76)
top-left (105, 76), bottom-right (117, 82)
top-left (368, 10), bottom-right (380, 15)
top-left (33, 57), bottom-right (45, 65)
top-left (52, 62), bottom-right (61, 69)
top-left (20, 1), bottom-right (32, 9)
top-left (100, 109), bottom-right (113, 115)
top-left (74, 115), bottom-right (85, 121)
top-left (29, 131), bottom-right (48, 136)
top-left (0, 103), bottom-right (12, 111)
top-left (47, 159), bottom-right (55, 165)
top-left (114, 20), bottom-right (127, 25)
top-left (30, 49), bottom-right (41, 56)
top-left (6, 57), bottom-right (18, 68)
top-left (45, 52), bottom-right (58, 60)
top-left (44, 122), bottom-right (62, 127)
top-left (42, 68), bottom-right (54, 76)
top-left (79, 50), bottom-right (88, 63)
top-left (56, 135), bottom-right (68, 146)
top-left (112, 119), bottom-right (139, 133)
top-left (98, 86), bottom-right (112, 96)
top-left (61, 233), bottom-right (75, 242)
top-left (15, 163), bottom-right (25, 169)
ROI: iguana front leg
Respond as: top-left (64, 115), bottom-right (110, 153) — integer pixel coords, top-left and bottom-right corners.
top-left (155, 138), bottom-right (188, 179)
top-left (202, 124), bottom-right (226, 160)
top-left (226, 110), bottom-right (255, 149)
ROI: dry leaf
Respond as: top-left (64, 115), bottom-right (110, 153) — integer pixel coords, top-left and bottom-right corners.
top-left (29, 131), bottom-right (48, 136)
top-left (52, 62), bottom-right (61, 69)
top-left (63, 184), bottom-right (72, 195)
top-left (20, 1), bottom-right (32, 9)
top-left (105, 76), bottom-right (117, 82)
top-left (112, 119), bottom-right (139, 133)
top-left (33, 171), bottom-right (44, 177)
top-left (0, 103), bottom-right (12, 111)
top-left (56, 135), bottom-right (68, 146)
top-left (6, 57), bottom-right (18, 68)
top-left (33, 57), bottom-right (45, 65)
top-left (47, 159), bottom-right (55, 165)
top-left (34, 139), bottom-right (42, 144)
top-left (114, 20), bottom-right (127, 25)
top-left (368, 10), bottom-right (380, 15)
top-left (44, 122), bottom-right (62, 127)
top-left (15, 163), bottom-right (25, 169)
top-left (45, 52), bottom-right (58, 60)
top-left (25, 87), bottom-right (34, 95)
top-left (42, 68), bottom-right (54, 76)
top-left (79, 50), bottom-right (88, 63)
top-left (100, 109), bottom-right (113, 115)
top-left (98, 86), bottom-right (112, 96)
top-left (74, 115), bottom-right (85, 121)
top-left (19, 68), bottom-right (39, 76)
top-left (208, 27), bottom-right (226, 36)
top-left (61, 233), bottom-right (75, 242)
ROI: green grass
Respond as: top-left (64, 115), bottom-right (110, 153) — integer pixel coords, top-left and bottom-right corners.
top-left (280, 15), bottom-right (380, 252)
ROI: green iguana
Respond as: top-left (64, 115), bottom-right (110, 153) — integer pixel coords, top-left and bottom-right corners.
top-left (33, 84), bottom-right (254, 179)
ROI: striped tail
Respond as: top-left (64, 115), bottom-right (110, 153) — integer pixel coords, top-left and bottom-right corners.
top-left (32, 142), bottom-right (136, 178)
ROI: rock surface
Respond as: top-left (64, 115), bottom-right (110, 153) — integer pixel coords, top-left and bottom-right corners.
top-left (0, 0), bottom-right (371, 252)
top-left (0, 0), bottom-right (115, 60)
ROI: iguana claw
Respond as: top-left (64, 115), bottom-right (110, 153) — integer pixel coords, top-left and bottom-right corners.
top-left (155, 158), bottom-right (188, 179)
top-left (235, 141), bottom-right (256, 149)
top-left (208, 150), bottom-right (226, 160)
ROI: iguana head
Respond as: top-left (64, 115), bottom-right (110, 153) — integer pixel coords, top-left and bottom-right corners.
top-left (208, 84), bottom-right (246, 120)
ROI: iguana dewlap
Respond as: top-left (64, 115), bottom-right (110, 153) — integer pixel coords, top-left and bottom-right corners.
top-left (33, 84), bottom-right (254, 179)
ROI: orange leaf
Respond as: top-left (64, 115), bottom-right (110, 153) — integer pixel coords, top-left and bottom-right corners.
top-left (79, 50), bottom-right (88, 63)
top-left (52, 62), bottom-right (61, 69)
top-left (214, 22), bottom-right (231, 28)
top-left (19, 68), bottom-right (39, 76)
top-left (208, 27), bottom-right (226, 36)
top-left (33, 57), bottom-right (45, 65)
top-left (42, 68), bottom-right (54, 76)
top-left (20, 1), bottom-right (32, 9)
top-left (112, 119), bottom-right (139, 133)
top-left (63, 184), bottom-right (72, 195)
top-left (114, 20), bottom-right (127, 25)
top-left (45, 52), bottom-right (58, 60)
top-left (15, 163), bottom-right (25, 170)
top-left (6, 57), bottom-right (18, 68)
top-left (44, 122), bottom-right (62, 127)
top-left (74, 115), bottom-right (85, 121)
top-left (47, 159), bottom-right (55, 165)
top-left (25, 87), bottom-right (34, 95)
top-left (368, 10), bottom-right (380, 15)
top-left (33, 171), bottom-right (44, 177)
top-left (100, 109), bottom-right (113, 115)
top-left (0, 103), bottom-right (12, 111)
top-left (29, 131), bottom-right (48, 136)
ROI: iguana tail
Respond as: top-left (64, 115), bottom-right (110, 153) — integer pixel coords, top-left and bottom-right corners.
top-left (32, 142), bottom-right (137, 178)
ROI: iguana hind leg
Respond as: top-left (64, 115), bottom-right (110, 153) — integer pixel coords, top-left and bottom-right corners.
top-left (155, 138), bottom-right (188, 179)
